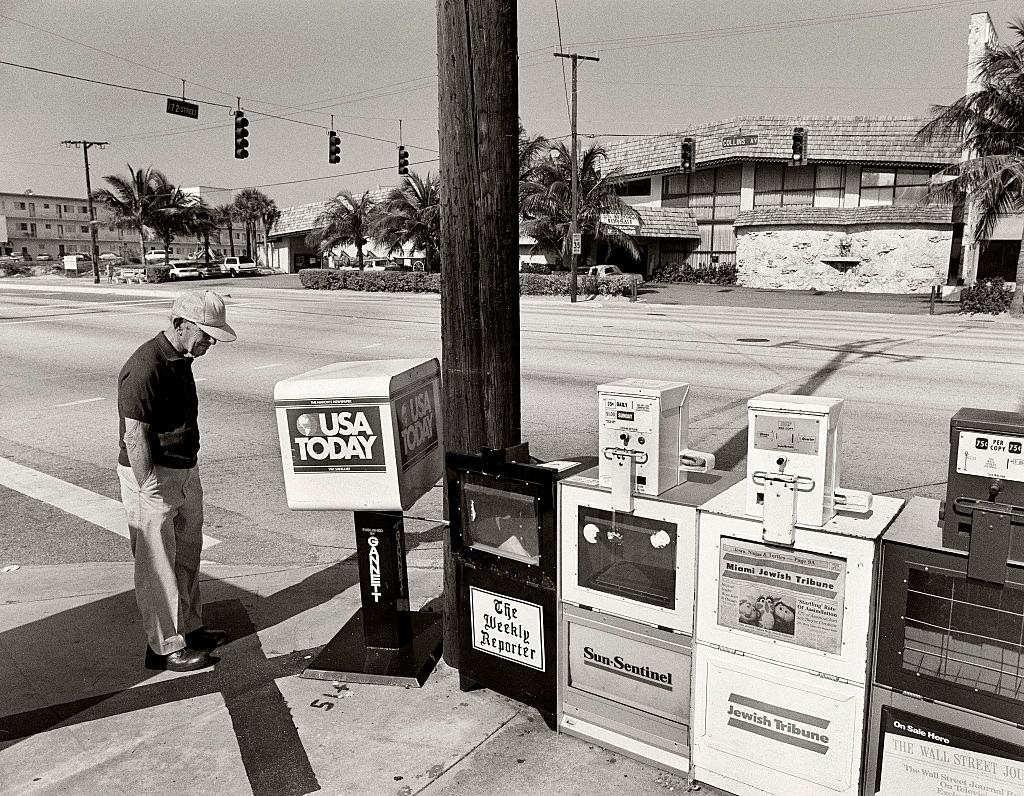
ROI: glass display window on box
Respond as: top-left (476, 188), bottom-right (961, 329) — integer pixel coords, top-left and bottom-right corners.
top-left (576, 506), bottom-right (677, 610)
top-left (903, 567), bottom-right (1024, 700)
top-left (875, 543), bottom-right (1024, 725)
top-left (460, 472), bottom-right (542, 566)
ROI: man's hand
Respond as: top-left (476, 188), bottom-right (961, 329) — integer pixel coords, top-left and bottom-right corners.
top-left (123, 418), bottom-right (154, 487)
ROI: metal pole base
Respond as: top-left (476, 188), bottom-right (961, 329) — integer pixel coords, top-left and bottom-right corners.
top-left (300, 608), bottom-right (443, 687)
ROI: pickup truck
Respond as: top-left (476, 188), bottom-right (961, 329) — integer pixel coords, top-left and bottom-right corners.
top-left (222, 255), bottom-right (258, 277)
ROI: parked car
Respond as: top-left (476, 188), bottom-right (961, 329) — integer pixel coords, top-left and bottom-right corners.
top-left (144, 250), bottom-right (171, 263)
top-left (35, 253), bottom-right (53, 261)
top-left (222, 255), bottom-right (257, 277)
top-left (168, 263), bottom-right (201, 280)
top-left (587, 264), bottom-right (643, 282)
top-left (195, 261), bottom-right (225, 278)
top-left (99, 252), bottom-right (120, 261)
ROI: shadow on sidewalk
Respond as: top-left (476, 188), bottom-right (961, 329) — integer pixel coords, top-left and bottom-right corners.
top-left (0, 531), bottom-right (439, 796)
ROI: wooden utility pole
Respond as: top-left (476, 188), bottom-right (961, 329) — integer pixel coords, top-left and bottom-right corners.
top-left (62, 140), bottom-right (108, 284)
top-left (437, 0), bottom-right (520, 668)
top-left (553, 52), bottom-right (598, 303)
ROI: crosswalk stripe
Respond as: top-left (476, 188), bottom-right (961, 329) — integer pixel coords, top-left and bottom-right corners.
top-left (0, 456), bottom-right (220, 550)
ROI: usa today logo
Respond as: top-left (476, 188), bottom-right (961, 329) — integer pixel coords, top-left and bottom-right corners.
top-left (287, 405), bottom-right (385, 472)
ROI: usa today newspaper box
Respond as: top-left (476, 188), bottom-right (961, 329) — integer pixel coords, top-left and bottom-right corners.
top-left (691, 394), bottom-right (903, 796)
top-left (275, 358), bottom-right (443, 686)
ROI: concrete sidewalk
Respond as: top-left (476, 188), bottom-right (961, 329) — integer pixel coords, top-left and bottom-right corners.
top-left (0, 559), bottom-right (713, 796)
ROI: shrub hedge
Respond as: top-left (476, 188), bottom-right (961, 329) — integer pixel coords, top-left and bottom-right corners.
top-left (299, 268), bottom-right (441, 293)
top-left (145, 265), bottom-right (171, 283)
top-left (298, 268), bottom-right (639, 296)
top-left (651, 260), bottom-right (738, 285)
top-left (960, 277), bottom-right (1013, 315)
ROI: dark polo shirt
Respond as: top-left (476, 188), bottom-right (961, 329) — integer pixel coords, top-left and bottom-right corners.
top-left (117, 332), bottom-right (199, 469)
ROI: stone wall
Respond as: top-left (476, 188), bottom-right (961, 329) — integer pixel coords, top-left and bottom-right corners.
top-left (735, 224), bottom-right (952, 293)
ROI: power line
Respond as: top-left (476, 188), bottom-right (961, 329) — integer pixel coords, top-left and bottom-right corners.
top-left (0, 10), bottom-right (428, 122)
top-left (516, 0), bottom-right (984, 65)
top-left (552, 0), bottom-right (570, 126)
top-left (214, 157), bottom-right (440, 193)
top-left (0, 60), bottom-right (438, 153)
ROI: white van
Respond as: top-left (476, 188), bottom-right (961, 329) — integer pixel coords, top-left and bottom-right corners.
top-left (222, 255), bottom-right (258, 277)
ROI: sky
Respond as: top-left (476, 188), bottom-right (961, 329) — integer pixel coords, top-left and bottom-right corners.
top-left (1, 0), bottom-right (1019, 210)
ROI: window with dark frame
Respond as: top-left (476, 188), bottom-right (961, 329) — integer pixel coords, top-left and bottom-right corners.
top-left (615, 178), bottom-right (652, 197)
top-left (861, 168), bottom-right (934, 206)
top-left (661, 165), bottom-right (741, 266)
top-left (753, 163), bottom-right (846, 208)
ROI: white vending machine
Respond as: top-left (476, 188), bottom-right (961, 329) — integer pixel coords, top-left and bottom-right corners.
top-left (558, 379), bottom-right (734, 776)
top-left (691, 394), bottom-right (902, 796)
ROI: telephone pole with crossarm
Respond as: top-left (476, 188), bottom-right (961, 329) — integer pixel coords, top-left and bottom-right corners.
top-left (62, 140), bottom-right (108, 284)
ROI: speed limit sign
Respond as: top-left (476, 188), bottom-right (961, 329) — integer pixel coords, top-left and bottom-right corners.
top-left (571, 233), bottom-right (582, 255)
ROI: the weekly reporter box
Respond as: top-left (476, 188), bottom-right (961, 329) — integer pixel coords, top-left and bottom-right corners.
top-left (274, 358), bottom-right (443, 511)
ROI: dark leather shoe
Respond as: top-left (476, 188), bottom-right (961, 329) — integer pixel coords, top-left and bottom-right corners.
top-left (145, 646), bottom-right (218, 672)
top-left (184, 627), bottom-right (228, 650)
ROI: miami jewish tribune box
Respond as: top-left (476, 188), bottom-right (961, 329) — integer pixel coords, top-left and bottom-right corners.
top-left (274, 358), bottom-right (442, 511)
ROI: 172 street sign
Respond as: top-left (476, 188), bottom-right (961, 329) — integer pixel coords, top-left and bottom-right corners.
top-left (167, 98), bottom-right (199, 119)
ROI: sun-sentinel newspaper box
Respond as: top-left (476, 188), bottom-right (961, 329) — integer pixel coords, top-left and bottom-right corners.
top-left (274, 358), bottom-right (442, 511)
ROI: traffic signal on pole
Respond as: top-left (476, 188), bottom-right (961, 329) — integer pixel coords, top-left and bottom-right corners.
top-left (328, 130), bottom-right (341, 164)
top-left (680, 137), bottom-right (695, 173)
top-left (791, 126), bottom-right (807, 165)
top-left (397, 145), bottom-right (409, 175)
top-left (234, 111), bottom-right (249, 159)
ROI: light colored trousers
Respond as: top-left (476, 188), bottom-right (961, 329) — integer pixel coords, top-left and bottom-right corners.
top-left (117, 464), bottom-right (204, 655)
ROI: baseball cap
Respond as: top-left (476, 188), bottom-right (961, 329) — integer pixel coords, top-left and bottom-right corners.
top-left (169, 290), bottom-right (237, 342)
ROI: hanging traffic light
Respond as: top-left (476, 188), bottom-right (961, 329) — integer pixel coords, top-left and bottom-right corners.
top-left (791, 126), bottom-right (807, 165)
top-left (397, 145), bottom-right (409, 175)
top-left (328, 130), bottom-right (341, 164)
top-left (234, 111), bottom-right (249, 159)
top-left (680, 137), bottom-right (695, 173)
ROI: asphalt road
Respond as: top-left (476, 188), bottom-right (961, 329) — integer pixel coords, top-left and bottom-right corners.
top-left (1, 282), bottom-right (1021, 569)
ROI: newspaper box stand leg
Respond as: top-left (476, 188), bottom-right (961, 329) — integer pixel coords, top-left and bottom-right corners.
top-left (300, 511), bottom-right (443, 686)
top-left (862, 408), bottom-right (1024, 796)
top-left (690, 394), bottom-right (903, 796)
top-left (273, 358), bottom-right (446, 688)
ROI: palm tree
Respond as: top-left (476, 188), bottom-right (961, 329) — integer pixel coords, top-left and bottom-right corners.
top-left (307, 190), bottom-right (375, 270)
top-left (147, 174), bottom-right (195, 267)
top-left (233, 188), bottom-right (273, 258)
top-left (919, 19), bottom-right (1024, 315)
top-left (373, 172), bottom-right (441, 272)
top-left (260, 200), bottom-right (281, 270)
top-left (518, 120), bottom-right (547, 184)
top-left (214, 203), bottom-right (237, 257)
top-left (91, 164), bottom-right (164, 266)
top-left (519, 141), bottom-right (641, 272)
top-left (187, 201), bottom-right (222, 265)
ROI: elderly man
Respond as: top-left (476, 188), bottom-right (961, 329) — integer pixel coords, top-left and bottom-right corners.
top-left (116, 290), bottom-right (236, 672)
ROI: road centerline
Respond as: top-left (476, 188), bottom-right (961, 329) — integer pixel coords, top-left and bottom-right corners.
top-left (54, 397), bottom-right (106, 408)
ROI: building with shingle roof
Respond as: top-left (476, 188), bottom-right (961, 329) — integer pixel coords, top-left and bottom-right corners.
top-left (597, 13), bottom-right (1021, 292)
top-left (266, 186), bottom-right (403, 272)
top-left (597, 114), bottom-right (965, 292)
